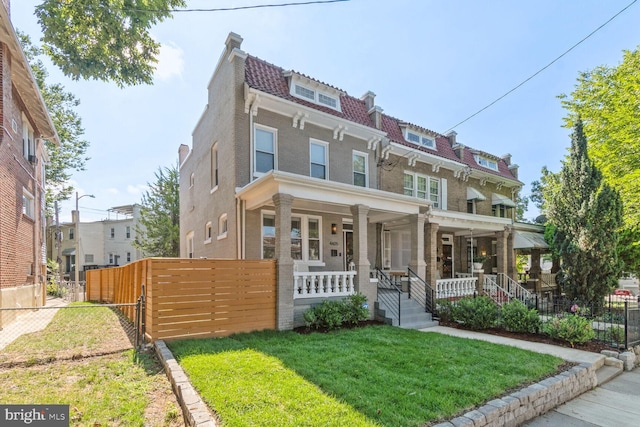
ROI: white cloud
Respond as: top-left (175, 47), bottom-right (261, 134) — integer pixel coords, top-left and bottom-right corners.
top-left (127, 184), bottom-right (149, 195)
top-left (155, 42), bottom-right (184, 81)
top-left (106, 188), bottom-right (119, 195)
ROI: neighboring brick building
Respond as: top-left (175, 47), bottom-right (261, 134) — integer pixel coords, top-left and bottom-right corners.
top-left (0, 1), bottom-right (58, 318)
top-left (179, 33), bottom-right (547, 329)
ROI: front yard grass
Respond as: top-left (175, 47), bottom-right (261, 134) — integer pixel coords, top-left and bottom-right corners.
top-left (0, 303), bottom-right (181, 426)
top-left (168, 325), bottom-right (565, 427)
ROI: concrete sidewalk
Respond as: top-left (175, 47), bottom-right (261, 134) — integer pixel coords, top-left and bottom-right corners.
top-left (524, 369), bottom-right (640, 426)
top-left (0, 296), bottom-right (67, 350)
top-left (425, 326), bottom-right (638, 427)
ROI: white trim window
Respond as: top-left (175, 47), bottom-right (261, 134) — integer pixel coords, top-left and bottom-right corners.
top-left (473, 154), bottom-right (498, 171)
top-left (309, 139), bottom-right (328, 179)
top-left (126, 252), bottom-right (131, 262)
top-left (403, 172), bottom-right (440, 208)
top-left (69, 227), bottom-right (75, 240)
top-left (218, 213), bottom-right (228, 240)
top-left (211, 143), bottom-right (219, 191)
top-left (405, 129), bottom-right (436, 149)
top-left (22, 188), bottom-right (35, 219)
top-left (353, 151), bottom-right (368, 188)
top-left (254, 124), bottom-right (277, 176)
top-left (22, 114), bottom-right (34, 159)
top-left (126, 226), bottom-right (131, 239)
top-left (291, 83), bottom-right (341, 111)
top-left (261, 211), bottom-right (322, 263)
top-left (204, 221), bottom-right (212, 244)
top-left (186, 231), bottom-right (194, 258)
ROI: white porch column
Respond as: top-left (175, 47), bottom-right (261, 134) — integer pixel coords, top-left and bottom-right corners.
top-left (425, 221), bottom-right (439, 287)
top-left (273, 193), bottom-right (294, 330)
top-left (350, 204), bottom-right (374, 316)
top-left (408, 211), bottom-right (426, 281)
top-left (496, 227), bottom-right (510, 277)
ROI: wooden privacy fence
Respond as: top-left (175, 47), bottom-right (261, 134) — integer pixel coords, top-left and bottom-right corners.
top-left (86, 258), bottom-right (277, 341)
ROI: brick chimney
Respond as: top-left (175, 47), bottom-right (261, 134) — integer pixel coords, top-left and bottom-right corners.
top-left (446, 130), bottom-right (457, 145)
top-left (361, 91), bottom-right (375, 111)
top-left (178, 144), bottom-right (190, 165)
top-left (225, 32), bottom-right (243, 54)
top-left (508, 164), bottom-right (519, 179)
top-left (501, 153), bottom-right (512, 166)
top-left (361, 91), bottom-right (383, 129)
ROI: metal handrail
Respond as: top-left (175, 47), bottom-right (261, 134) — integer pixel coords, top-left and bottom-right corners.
top-left (376, 269), bottom-right (402, 326)
top-left (407, 268), bottom-right (435, 314)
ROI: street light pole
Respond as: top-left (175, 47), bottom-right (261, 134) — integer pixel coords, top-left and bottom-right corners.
top-left (74, 191), bottom-right (95, 297)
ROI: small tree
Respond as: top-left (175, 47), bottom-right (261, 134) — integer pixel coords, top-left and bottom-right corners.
top-left (547, 120), bottom-right (623, 308)
top-left (134, 165), bottom-right (180, 257)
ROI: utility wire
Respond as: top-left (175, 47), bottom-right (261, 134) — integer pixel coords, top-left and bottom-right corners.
top-left (444, 0), bottom-right (638, 133)
top-left (124, 0), bottom-right (349, 13)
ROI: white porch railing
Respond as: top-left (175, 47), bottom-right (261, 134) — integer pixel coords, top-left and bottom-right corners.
top-left (436, 277), bottom-right (477, 299)
top-left (293, 271), bottom-right (356, 299)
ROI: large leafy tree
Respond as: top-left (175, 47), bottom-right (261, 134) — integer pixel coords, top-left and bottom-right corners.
top-left (558, 46), bottom-right (640, 276)
top-left (35, 0), bottom-right (186, 87)
top-left (134, 165), bottom-right (179, 257)
top-left (547, 120), bottom-right (623, 307)
top-left (19, 32), bottom-right (89, 212)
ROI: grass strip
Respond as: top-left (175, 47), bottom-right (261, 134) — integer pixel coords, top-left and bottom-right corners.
top-left (169, 325), bottom-right (564, 426)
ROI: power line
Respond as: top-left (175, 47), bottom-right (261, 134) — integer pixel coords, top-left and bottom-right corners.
top-left (124, 0), bottom-right (350, 13)
top-left (444, 0), bottom-right (638, 133)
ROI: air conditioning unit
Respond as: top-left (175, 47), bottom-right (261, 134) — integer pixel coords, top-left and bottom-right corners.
top-left (28, 155), bottom-right (37, 165)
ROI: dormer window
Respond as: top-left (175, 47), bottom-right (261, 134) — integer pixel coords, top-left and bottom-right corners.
top-left (405, 130), bottom-right (435, 149)
top-left (288, 73), bottom-right (342, 111)
top-left (473, 154), bottom-right (498, 171)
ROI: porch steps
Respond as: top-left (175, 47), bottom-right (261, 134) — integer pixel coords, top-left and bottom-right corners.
top-left (376, 292), bottom-right (438, 330)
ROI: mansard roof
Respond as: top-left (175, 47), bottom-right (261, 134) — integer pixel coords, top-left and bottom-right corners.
top-left (244, 55), bottom-right (519, 183)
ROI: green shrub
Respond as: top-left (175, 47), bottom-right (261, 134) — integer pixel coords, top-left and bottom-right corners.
top-left (451, 296), bottom-right (499, 330)
top-left (605, 326), bottom-right (625, 345)
top-left (500, 299), bottom-right (541, 333)
top-left (544, 314), bottom-right (595, 347)
top-left (436, 300), bottom-right (455, 322)
top-left (303, 293), bottom-right (369, 330)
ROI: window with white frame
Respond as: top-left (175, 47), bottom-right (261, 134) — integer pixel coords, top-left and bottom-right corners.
top-left (109, 253), bottom-right (114, 264)
top-left (22, 189), bottom-right (35, 219)
top-left (85, 254), bottom-right (94, 263)
top-left (383, 230), bottom-right (411, 270)
top-left (110, 227), bottom-right (115, 238)
top-left (69, 227), bottom-right (75, 240)
top-left (211, 143), bottom-right (219, 190)
top-left (204, 221), bottom-right (212, 243)
top-left (127, 252), bottom-right (131, 262)
top-left (353, 151), bottom-right (368, 187)
top-left (218, 213), bottom-right (228, 239)
top-left (403, 172), bottom-right (440, 208)
top-left (186, 231), bottom-right (194, 258)
top-left (254, 125), bottom-right (276, 175)
top-left (473, 154), bottom-right (498, 171)
top-left (126, 226), bottom-right (131, 239)
top-left (309, 140), bottom-right (328, 179)
top-left (291, 83), bottom-right (341, 111)
top-left (405, 129), bottom-right (435, 149)
top-left (22, 114), bottom-right (34, 159)
top-left (261, 212), bottom-right (322, 262)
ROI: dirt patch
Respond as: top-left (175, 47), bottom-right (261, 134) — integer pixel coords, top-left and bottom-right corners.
top-left (439, 320), bottom-right (618, 353)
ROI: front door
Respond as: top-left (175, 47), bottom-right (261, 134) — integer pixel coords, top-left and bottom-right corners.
top-left (343, 230), bottom-right (353, 270)
top-left (442, 244), bottom-right (453, 278)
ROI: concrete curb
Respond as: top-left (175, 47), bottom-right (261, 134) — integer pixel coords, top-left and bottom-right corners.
top-left (154, 340), bottom-right (218, 427)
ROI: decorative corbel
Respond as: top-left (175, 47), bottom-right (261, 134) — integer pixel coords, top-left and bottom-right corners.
top-left (432, 161), bottom-right (443, 173)
top-left (511, 186), bottom-right (521, 198)
top-left (292, 111), bottom-right (303, 128)
top-left (382, 145), bottom-right (392, 160)
top-left (248, 94), bottom-right (260, 116)
top-left (244, 93), bottom-right (256, 114)
top-left (480, 177), bottom-right (488, 187)
top-left (496, 181), bottom-right (504, 190)
top-left (408, 153), bottom-right (419, 167)
top-left (367, 137), bottom-right (381, 151)
top-left (333, 125), bottom-right (343, 140)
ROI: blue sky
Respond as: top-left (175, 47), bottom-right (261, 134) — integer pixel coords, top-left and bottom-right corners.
top-left (11, 0), bottom-right (640, 222)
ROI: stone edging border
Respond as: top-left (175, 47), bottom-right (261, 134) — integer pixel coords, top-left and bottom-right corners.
top-left (432, 358), bottom-right (602, 427)
top-left (155, 339), bottom-right (605, 427)
top-left (154, 340), bottom-right (218, 427)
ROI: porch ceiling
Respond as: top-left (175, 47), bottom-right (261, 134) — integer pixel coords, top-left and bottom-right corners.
top-left (236, 170), bottom-right (429, 222)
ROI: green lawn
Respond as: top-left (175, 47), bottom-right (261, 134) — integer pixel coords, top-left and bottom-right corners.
top-left (168, 325), bottom-right (564, 427)
top-left (0, 303), bottom-right (180, 426)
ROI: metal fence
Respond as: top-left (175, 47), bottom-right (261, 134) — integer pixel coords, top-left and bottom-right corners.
top-left (436, 293), bottom-right (640, 350)
top-left (47, 280), bottom-right (86, 302)
top-left (0, 297), bottom-right (144, 367)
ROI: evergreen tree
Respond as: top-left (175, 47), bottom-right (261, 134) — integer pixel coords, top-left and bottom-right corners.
top-left (547, 120), bottom-right (623, 307)
top-left (134, 165), bottom-right (180, 257)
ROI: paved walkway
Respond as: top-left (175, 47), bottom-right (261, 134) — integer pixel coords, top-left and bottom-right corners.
top-left (425, 326), bottom-right (639, 427)
top-left (0, 296), bottom-right (67, 350)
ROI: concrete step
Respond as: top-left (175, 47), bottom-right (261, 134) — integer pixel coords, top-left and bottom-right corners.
top-left (596, 364), bottom-right (623, 386)
top-left (399, 320), bottom-right (439, 329)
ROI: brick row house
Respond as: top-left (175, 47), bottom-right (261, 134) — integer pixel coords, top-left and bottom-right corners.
top-left (0, 1), bottom-right (58, 319)
top-left (179, 33), bottom-right (547, 329)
